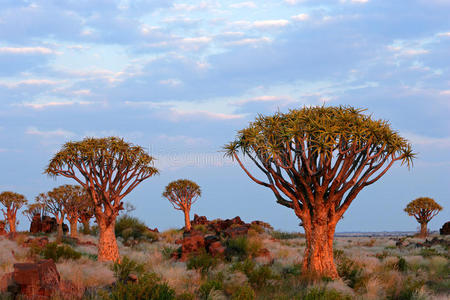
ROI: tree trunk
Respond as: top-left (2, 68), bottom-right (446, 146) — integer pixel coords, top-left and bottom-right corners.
top-left (82, 221), bottom-right (90, 233)
top-left (56, 222), bottom-right (63, 243)
top-left (98, 217), bottom-right (119, 262)
top-left (184, 210), bottom-right (191, 232)
top-left (70, 219), bottom-right (78, 238)
top-left (419, 222), bottom-right (428, 238)
top-left (302, 218), bottom-right (338, 279)
top-left (7, 214), bottom-right (16, 233)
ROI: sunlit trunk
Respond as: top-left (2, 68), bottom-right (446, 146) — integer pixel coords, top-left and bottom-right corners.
top-left (56, 221), bottom-right (63, 243)
top-left (419, 222), bottom-right (428, 238)
top-left (97, 217), bottom-right (119, 262)
top-left (7, 214), bottom-right (16, 233)
top-left (184, 210), bottom-right (191, 231)
top-left (70, 219), bottom-right (78, 238)
top-left (302, 213), bottom-right (338, 279)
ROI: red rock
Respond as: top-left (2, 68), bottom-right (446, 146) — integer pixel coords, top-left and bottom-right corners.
top-left (0, 221), bottom-right (6, 236)
top-left (192, 214), bottom-right (209, 226)
top-left (204, 235), bottom-right (220, 249)
top-left (41, 216), bottom-right (57, 233)
top-left (22, 237), bottom-right (49, 248)
top-left (0, 273), bottom-right (13, 293)
top-left (180, 235), bottom-right (205, 261)
top-left (440, 221), bottom-right (450, 235)
top-left (251, 220), bottom-right (273, 230)
top-left (224, 226), bottom-right (249, 238)
top-left (30, 213), bottom-right (42, 234)
top-left (208, 241), bottom-right (226, 257)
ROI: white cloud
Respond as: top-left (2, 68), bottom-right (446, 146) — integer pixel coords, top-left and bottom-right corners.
top-left (388, 45), bottom-right (429, 56)
top-left (252, 19), bottom-right (290, 29)
top-left (18, 100), bottom-right (92, 109)
top-left (292, 13), bottom-right (310, 21)
top-left (26, 127), bottom-right (75, 138)
top-left (0, 79), bottom-right (62, 88)
top-left (437, 32), bottom-right (450, 37)
top-left (225, 37), bottom-right (272, 46)
top-left (169, 109), bottom-right (245, 121)
top-left (405, 132), bottom-right (450, 149)
top-left (230, 2), bottom-right (257, 8)
top-left (0, 47), bottom-right (53, 55)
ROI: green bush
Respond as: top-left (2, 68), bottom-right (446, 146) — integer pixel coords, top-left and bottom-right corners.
top-left (226, 237), bottom-right (249, 260)
top-left (395, 257), bottom-right (408, 272)
top-left (41, 242), bottom-right (82, 262)
top-left (335, 251), bottom-right (364, 289)
top-left (112, 256), bottom-right (145, 283)
top-left (387, 278), bottom-right (424, 300)
top-left (186, 251), bottom-right (218, 277)
top-left (301, 287), bottom-right (351, 300)
top-left (232, 259), bottom-right (277, 289)
top-left (270, 230), bottom-right (303, 240)
top-left (198, 279), bottom-right (223, 300)
top-left (115, 215), bottom-right (158, 245)
top-left (101, 273), bottom-right (176, 300)
top-left (231, 283), bottom-right (256, 300)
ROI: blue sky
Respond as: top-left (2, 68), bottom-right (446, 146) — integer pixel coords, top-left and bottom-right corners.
top-left (0, 0), bottom-right (449, 232)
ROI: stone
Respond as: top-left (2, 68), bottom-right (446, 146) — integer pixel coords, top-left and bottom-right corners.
top-left (180, 234), bottom-right (205, 261)
top-left (41, 216), bottom-right (57, 233)
top-left (208, 241), bottom-right (226, 257)
top-left (192, 214), bottom-right (209, 226)
top-left (224, 226), bottom-right (249, 238)
top-left (440, 221), bottom-right (450, 235)
top-left (22, 237), bottom-right (49, 249)
top-left (30, 213), bottom-right (42, 234)
top-left (204, 235), bottom-right (220, 250)
top-left (251, 220), bottom-right (273, 230)
top-left (0, 221), bottom-right (6, 236)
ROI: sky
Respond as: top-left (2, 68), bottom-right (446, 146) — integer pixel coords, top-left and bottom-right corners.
top-left (0, 0), bottom-right (449, 233)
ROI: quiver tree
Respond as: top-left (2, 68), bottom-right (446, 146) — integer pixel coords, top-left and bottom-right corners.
top-left (78, 202), bottom-right (95, 233)
top-left (36, 185), bottom-right (74, 242)
top-left (404, 197), bottom-right (442, 238)
top-left (22, 202), bottom-right (45, 222)
top-left (45, 137), bottom-right (158, 262)
top-left (163, 179), bottom-right (201, 232)
top-left (63, 185), bottom-right (91, 238)
top-left (0, 191), bottom-right (27, 233)
top-left (224, 106), bottom-right (414, 278)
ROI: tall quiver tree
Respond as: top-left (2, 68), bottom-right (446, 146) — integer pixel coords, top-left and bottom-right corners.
top-left (36, 185), bottom-right (74, 242)
top-left (224, 106), bottom-right (415, 278)
top-left (0, 191), bottom-right (27, 233)
top-left (404, 197), bottom-right (442, 238)
top-left (45, 137), bottom-right (158, 262)
top-left (163, 179), bottom-right (201, 232)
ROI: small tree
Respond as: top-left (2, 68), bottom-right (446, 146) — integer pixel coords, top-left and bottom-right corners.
top-left (224, 106), bottom-right (414, 278)
top-left (22, 202), bottom-right (45, 222)
top-left (64, 185), bottom-right (91, 238)
top-left (45, 137), bottom-right (158, 261)
top-left (78, 202), bottom-right (95, 234)
top-left (36, 185), bottom-right (73, 242)
top-left (163, 179), bottom-right (201, 232)
top-left (404, 197), bottom-right (442, 238)
top-left (0, 191), bottom-right (27, 233)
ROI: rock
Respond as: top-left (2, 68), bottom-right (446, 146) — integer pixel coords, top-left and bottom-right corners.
top-left (180, 234), bottom-right (205, 261)
top-left (127, 274), bottom-right (139, 283)
top-left (12, 260), bottom-right (60, 298)
top-left (0, 273), bottom-right (13, 293)
top-left (146, 227), bottom-right (159, 233)
top-left (204, 235), bottom-right (220, 250)
top-left (208, 241), bottom-right (226, 257)
top-left (251, 220), bottom-right (273, 230)
top-left (224, 226), bottom-right (249, 238)
top-left (192, 214), bottom-right (209, 226)
top-left (255, 248), bottom-right (271, 259)
top-left (41, 216), bottom-right (57, 233)
top-left (30, 213), bottom-right (42, 234)
top-left (440, 221), bottom-right (450, 235)
top-left (22, 237), bottom-right (49, 249)
top-left (0, 221), bottom-right (6, 236)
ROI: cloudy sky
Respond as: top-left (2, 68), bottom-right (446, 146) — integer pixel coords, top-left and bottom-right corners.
top-left (0, 0), bottom-right (449, 232)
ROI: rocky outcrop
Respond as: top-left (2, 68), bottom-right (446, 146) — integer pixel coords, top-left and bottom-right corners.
top-left (1, 260), bottom-right (80, 299)
top-left (179, 231), bottom-right (205, 261)
top-left (440, 222), bottom-right (450, 235)
top-left (30, 213), bottom-right (42, 233)
top-left (30, 214), bottom-right (68, 235)
top-left (0, 221), bottom-right (6, 236)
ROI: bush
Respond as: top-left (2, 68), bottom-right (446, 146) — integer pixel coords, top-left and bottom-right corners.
top-left (335, 250), bottom-right (364, 289)
top-left (231, 283), bottom-right (256, 300)
top-left (395, 257), bottom-right (408, 272)
top-left (115, 215), bottom-right (158, 245)
top-left (386, 278), bottom-right (424, 300)
top-left (101, 273), bottom-right (176, 300)
top-left (112, 256), bottom-right (145, 283)
top-left (301, 287), bottom-right (351, 300)
top-left (226, 237), bottom-right (249, 260)
top-left (186, 251), bottom-right (218, 277)
top-left (41, 242), bottom-right (82, 262)
top-left (198, 279), bottom-right (223, 300)
top-left (232, 259), bottom-right (277, 289)
top-left (270, 230), bottom-right (303, 240)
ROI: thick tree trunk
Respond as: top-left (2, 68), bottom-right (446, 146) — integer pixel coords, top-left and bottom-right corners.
top-left (98, 218), bottom-right (119, 262)
top-left (302, 218), bottom-right (338, 279)
top-left (184, 210), bottom-right (191, 232)
top-left (7, 214), bottom-right (16, 233)
top-left (419, 222), bottom-right (428, 238)
top-left (56, 222), bottom-right (63, 243)
top-left (70, 219), bottom-right (78, 238)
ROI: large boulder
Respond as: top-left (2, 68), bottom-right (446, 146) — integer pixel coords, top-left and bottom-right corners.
top-left (440, 222), bottom-right (450, 235)
top-left (192, 214), bottom-right (209, 226)
top-left (41, 216), bottom-right (57, 233)
top-left (0, 221), bottom-right (6, 236)
top-left (30, 213), bottom-right (42, 234)
top-left (180, 234), bottom-right (205, 261)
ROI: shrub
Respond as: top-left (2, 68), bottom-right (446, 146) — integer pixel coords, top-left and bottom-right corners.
top-left (226, 237), bottom-right (249, 260)
top-left (395, 257), bottom-right (408, 273)
top-left (270, 230), bottom-right (303, 240)
top-left (386, 278), bottom-right (424, 300)
top-left (198, 279), bottom-right (223, 300)
top-left (335, 251), bottom-right (364, 289)
top-left (231, 283), bottom-right (256, 300)
top-left (161, 246), bottom-right (177, 260)
top-left (41, 242), bottom-right (82, 262)
top-left (301, 287), bottom-right (351, 300)
top-left (101, 273), bottom-right (176, 300)
top-left (115, 215), bottom-right (158, 245)
top-left (186, 251), bottom-right (218, 277)
top-left (232, 259), bottom-right (277, 289)
top-left (112, 256), bottom-right (145, 283)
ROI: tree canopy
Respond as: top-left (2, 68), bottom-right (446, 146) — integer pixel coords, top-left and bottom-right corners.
top-left (0, 191), bottom-right (27, 213)
top-left (163, 179), bottom-right (201, 211)
top-left (404, 197), bottom-right (442, 224)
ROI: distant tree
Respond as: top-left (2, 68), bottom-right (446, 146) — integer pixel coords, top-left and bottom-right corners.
top-left (63, 185), bottom-right (91, 238)
top-left (78, 202), bottom-right (95, 234)
top-left (404, 197), bottom-right (442, 238)
top-left (36, 185), bottom-right (74, 242)
top-left (22, 202), bottom-right (45, 222)
top-left (0, 191), bottom-right (27, 233)
top-left (45, 137), bottom-right (158, 261)
top-left (224, 106), bottom-right (414, 278)
top-left (163, 179), bottom-right (201, 232)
